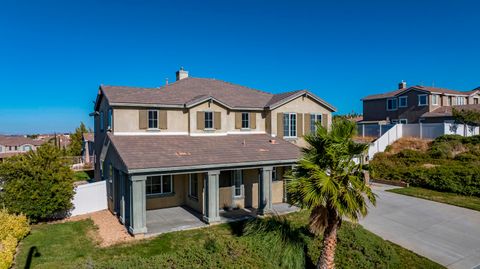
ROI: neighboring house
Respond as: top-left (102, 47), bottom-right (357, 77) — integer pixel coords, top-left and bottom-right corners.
top-left (92, 68), bottom-right (336, 236)
top-left (82, 133), bottom-right (94, 164)
top-left (361, 81), bottom-right (480, 124)
top-left (0, 136), bottom-right (44, 162)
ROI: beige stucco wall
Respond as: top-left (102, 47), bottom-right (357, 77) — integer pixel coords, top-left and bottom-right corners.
top-left (219, 186), bottom-right (233, 209)
top-left (243, 168), bottom-right (259, 208)
top-left (189, 101), bottom-right (228, 134)
top-left (272, 181), bottom-right (284, 204)
top-left (270, 95), bottom-right (332, 147)
top-left (146, 174), bottom-right (187, 210)
top-left (113, 108), bottom-right (188, 133)
top-left (227, 111), bottom-right (266, 133)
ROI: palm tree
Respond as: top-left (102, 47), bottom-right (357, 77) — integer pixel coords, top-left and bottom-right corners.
top-left (287, 119), bottom-right (376, 269)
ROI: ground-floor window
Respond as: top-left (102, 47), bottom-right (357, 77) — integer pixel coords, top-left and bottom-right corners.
top-left (146, 175), bottom-right (173, 195)
top-left (233, 170), bottom-right (243, 197)
top-left (189, 174), bottom-right (199, 199)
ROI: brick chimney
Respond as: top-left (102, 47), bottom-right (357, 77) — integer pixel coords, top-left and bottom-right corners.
top-left (398, 80), bottom-right (407, 89)
top-left (176, 67), bottom-right (189, 81)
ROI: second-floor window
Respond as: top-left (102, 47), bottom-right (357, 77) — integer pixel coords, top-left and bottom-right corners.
top-left (204, 111), bottom-right (213, 129)
top-left (432, 95), bottom-right (440, 105)
top-left (310, 114), bottom-right (322, 132)
top-left (283, 113), bottom-right (296, 138)
top-left (387, 98), bottom-right (397, 110)
top-left (148, 110), bottom-right (158, 129)
top-left (418, 95), bottom-right (428, 106)
top-left (399, 96), bottom-right (408, 107)
top-left (456, 96), bottom-right (466, 105)
top-left (474, 98), bottom-right (479, 104)
top-left (241, 112), bottom-right (250, 129)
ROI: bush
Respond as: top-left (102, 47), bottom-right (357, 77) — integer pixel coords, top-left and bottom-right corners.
top-left (0, 144), bottom-right (75, 222)
top-left (0, 209), bottom-right (30, 269)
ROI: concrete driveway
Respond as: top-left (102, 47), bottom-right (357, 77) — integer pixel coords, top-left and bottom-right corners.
top-left (360, 184), bottom-right (480, 269)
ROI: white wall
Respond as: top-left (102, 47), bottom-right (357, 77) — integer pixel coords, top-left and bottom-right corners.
top-left (71, 181), bottom-right (107, 216)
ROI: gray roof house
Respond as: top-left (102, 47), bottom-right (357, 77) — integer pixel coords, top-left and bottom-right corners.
top-left (93, 68), bottom-right (336, 236)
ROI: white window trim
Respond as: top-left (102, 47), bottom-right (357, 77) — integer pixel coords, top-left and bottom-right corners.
top-left (107, 109), bottom-right (113, 130)
top-left (310, 113), bottom-right (322, 133)
top-left (241, 112), bottom-right (250, 129)
top-left (432, 95), bottom-right (440, 106)
top-left (456, 96), bottom-right (465, 105)
top-left (148, 110), bottom-right (159, 130)
top-left (233, 170), bottom-right (243, 198)
top-left (398, 96), bottom-right (408, 108)
top-left (146, 175), bottom-right (173, 196)
top-left (399, 119), bottom-right (408, 124)
top-left (386, 98), bottom-right (398, 111)
top-left (204, 111), bottom-right (214, 130)
top-left (418, 94), bottom-right (428, 106)
top-left (283, 112), bottom-right (297, 138)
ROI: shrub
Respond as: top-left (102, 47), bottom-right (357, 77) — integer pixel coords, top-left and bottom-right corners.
top-left (0, 209), bottom-right (30, 269)
top-left (0, 144), bottom-right (75, 222)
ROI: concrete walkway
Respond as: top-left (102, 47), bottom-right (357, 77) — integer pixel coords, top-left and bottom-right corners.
top-left (360, 184), bottom-right (480, 269)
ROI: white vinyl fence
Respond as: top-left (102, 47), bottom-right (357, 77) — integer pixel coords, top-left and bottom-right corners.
top-left (359, 122), bottom-right (480, 161)
top-left (71, 180), bottom-right (107, 216)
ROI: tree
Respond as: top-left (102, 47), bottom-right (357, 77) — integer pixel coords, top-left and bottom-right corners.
top-left (452, 108), bottom-right (480, 126)
top-left (68, 122), bottom-right (89, 156)
top-left (287, 119), bottom-right (376, 269)
top-left (0, 143), bottom-right (75, 222)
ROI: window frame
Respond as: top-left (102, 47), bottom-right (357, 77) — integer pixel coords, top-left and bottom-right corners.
top-left (432, 95), bottom-right (440, 106)
top-left (398, 96), bottom-right (408, 108)
top-left (418, 94), bottom-right (428, 106)
top-left (204, 111), bottom-right (214, 130)
top-left (241, 112), bottom-right (250, 129)
top-left (107, 109), bottom-right (113, 130)
top-left (399, 119), bottom-right (408, 124)
top-left (386, 98), bottom-right (398, 111)
top-left (233, 170), bottom-right (243, 197)
top-left (456, 96), bottom-right (466, 105)
top-left (310, 113), bottom-right (322, 133)
top-left (188, 174), bottom-right (199, 199)
top-left (272, 167), bottom-right (278, 181)
top-left (148, 110), bottom-right (159, 129)
top-left (146, 175), bottom-right (174, 196)
top-left (108, 164), bottom-right (113, 199)
top-left (283, 113), bottom-right (297, 138)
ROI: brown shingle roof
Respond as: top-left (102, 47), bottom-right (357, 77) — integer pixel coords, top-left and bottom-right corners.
top-left (0, 136), bottom-right (44, 147)
top-left (102, 78), bottom-right (273, 109)
top-left (107, 134), bottom-right (301, 171)
top-left (100, 77), bottom-right (336, 111)
top-left (421, 104), bottom-right (480, 118)
top-left (362, 86), bottom-right (476, 101)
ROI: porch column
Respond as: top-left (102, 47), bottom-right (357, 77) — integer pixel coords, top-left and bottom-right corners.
top-left (128, 175), bottom-right (147, 235)
top-left (203, 170), bottom-right (220, 223)
top-left (258, 166), bottom-right (273, 215)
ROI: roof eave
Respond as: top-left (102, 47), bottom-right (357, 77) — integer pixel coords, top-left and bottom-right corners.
top-left (268, 90), bottom-right (336, 112)
top-left (128, 159), bottom-right (299, 175)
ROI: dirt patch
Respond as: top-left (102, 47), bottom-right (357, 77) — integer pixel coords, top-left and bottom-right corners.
top-left (422, 163), bottom-right (438, 169)
top-left (385, 137), bottom-right (431, 154)
top-left (67, 210), bottom-right (134, 247)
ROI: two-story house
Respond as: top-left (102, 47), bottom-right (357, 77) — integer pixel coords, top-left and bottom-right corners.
top-left (92, 68), bottom-right (336, 236)
top-left (0, 136), bottom-right (44, 162)
top-left (361, 81), bottom-right (480, 124)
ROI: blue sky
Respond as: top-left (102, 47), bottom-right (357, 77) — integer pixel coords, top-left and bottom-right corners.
top-left (1, 0), bottom-right (479, 134)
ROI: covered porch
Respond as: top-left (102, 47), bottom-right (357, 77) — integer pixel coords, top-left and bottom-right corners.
top-left (145, 202), bottom-right (299, 237)
top-left (126, 165), bottom-right (296, 236)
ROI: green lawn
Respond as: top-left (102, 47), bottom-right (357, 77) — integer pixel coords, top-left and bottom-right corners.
top-left (388, 187), bottom-right (480, 212)
top-left (15, 211), bottom-right (444, 269)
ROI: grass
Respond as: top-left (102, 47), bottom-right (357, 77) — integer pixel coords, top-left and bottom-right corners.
top-left (388, 187), bottom-right (480, 212)
top-left (15, 211), bottom-right (444, 269)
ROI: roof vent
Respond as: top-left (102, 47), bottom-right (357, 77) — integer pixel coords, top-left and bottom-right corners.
top-left (398, 80), bottom-right (407, 89)
top-left (176, 67), bottom-right (189, 81)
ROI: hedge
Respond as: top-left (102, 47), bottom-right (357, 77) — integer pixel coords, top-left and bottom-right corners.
top-left (0, 209), bottom-right (30, 269)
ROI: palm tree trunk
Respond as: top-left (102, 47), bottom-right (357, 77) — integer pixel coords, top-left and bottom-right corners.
top-left (316, 219), bottom-right (339, 269)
